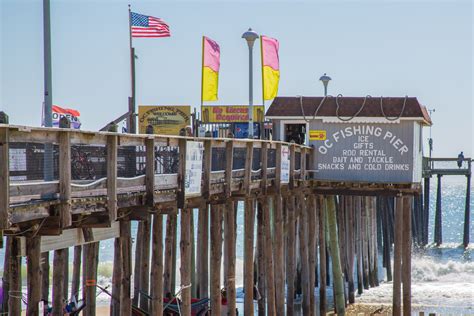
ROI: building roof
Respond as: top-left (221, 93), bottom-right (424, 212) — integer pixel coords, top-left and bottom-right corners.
top-left (266, 96), bottom-right (432, 125)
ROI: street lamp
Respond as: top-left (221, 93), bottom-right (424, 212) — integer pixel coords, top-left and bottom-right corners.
top-left (242, 28), bottom-right (259, 139)
top-left (319, 73), bottom-right (332, 96)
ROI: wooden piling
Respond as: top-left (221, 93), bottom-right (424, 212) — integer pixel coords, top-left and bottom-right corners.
top-left (273, 195), bottom-right (285, 314)
top-left (326, 196), bottom-right (345, 316)
top-left (133, 221), bottom-right (144, 306)
top-left (361, 198), bottom-right (369, 290)
top-left (381, 197), bottom-right (392, 282)
top-left (244, 198), bottom-right (256, 316)
top-left (224, 199), bottom-right (237, 316)
top-left (423, 177), bottom-right (431, 246)
top-left (139, 216), bottom-right (151, 311)
top-left (41, 252), bottom-right (49, 311)
top-left (52, 248), bottom-right (67, 315)
top-left (435, 174), bottom-right (442, 245)
top-left (263, 197), bottom-right (276, 316)
top-left (402, 196), bottom-right (412, 316)
top-left (163, 212), bottom-right (177, 295)
top-left (286, 195), bottom-right (296, 316)
top-left (83, 242), bottom-right (100, 316)
top-left (298, 195), bottom-right (311, 315)
top-left (355, 196), bottom-right (363, 294)
top-left (8, 237), bottom-right (21, 316)
top-left (120, 220), bottom-right (132, 315)
top-left (318, 196), bottom-right (327, 316)
top-left (0, 127), bottom-right (9, 229)
top-left (180, 207), bottom-right (192, 316)
top-left (71, 246), bottom-right (82, 302)
top-left (111, 232), bottom-right (122, 315)
top-left (345, 196), bottom-right (356, 303)
top-left (392, 197), bottom-right (403, 316)
top-left (463, 174), bottom-right (471, 248)
top-left (210, 204), bottom-right (223, 316)
top-left (197, 203), bottom-right (209, 298)
top-left (27, 236), bottom-right (41, 315)
top-left (307, 195), bottom-right (317, 315)
top-left (257, 199), bottom-right (266, 316)
top-left (150, 212), bottom-right (164, 316)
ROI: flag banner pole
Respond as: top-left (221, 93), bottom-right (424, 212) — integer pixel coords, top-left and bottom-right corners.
top-left (260, 36), bottom-right (265, 139)
top-left (200, 36), bottom-right (205, 108)
top-left (128, 4), bottom-right (136, 133)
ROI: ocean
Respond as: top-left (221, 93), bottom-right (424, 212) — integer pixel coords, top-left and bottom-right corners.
top-left (3, 176), bottom-right (473, 314)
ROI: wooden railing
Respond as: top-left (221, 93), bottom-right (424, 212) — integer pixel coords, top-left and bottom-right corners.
top-left (0, 124), bottom-right (312, 230)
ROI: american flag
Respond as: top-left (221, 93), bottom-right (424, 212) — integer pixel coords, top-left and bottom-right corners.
top-left (131, 12), bottom-right (170, 38)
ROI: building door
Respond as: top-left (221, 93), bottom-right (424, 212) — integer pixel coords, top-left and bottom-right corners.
top-left (284, 124), bottom-right (306, 144)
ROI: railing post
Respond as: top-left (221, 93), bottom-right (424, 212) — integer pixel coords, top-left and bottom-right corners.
top-left (289, 143), bottom-right (296, 189)
top-left (59, 130), bottom-right (72, 228)
top-left (177, 138), bottom-right (187, 209)
top-left (243, 141), bottom-right (253, 196)
top-left (261, 142), bottom-right (268, 194)
top-left (145, 136), bottom-right (155, 207)
top-left (107, 135), bottom-right (118, 222)
top-left (0, 126), bottom-right (9, 229)
top-left (275, 143), bottom-right (282, 194)
top-left (202, 138), bottom-right (212, 199)
top-left (225, 138), bottom-right (234, 197)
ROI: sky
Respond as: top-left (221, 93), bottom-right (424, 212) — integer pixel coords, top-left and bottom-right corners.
top-left (1, 0), bottom-right (472, 157)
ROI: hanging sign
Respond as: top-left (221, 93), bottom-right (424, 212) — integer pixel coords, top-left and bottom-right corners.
top-left (201, 105), bottom-right (265, 123)
top-left (281, 145), bottom-right (290, 183)
top-left (185, 141), bottom-right (204, 196)
top-left (138, 106), bottom-right (191, 135)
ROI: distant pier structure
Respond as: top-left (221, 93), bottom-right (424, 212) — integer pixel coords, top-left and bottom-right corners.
top-left (0, 95), bottom-right (453, 316)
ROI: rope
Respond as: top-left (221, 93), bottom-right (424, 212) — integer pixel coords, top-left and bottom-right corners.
top-left (336, 94), bottom-right (370, 122)
top-left (298, 95), bottom-right (330, 123)
top-left (380, 95), bottom-right (408, 121)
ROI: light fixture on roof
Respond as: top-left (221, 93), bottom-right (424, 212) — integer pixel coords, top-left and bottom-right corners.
top-left (319, 73), bottom-right (332, 96)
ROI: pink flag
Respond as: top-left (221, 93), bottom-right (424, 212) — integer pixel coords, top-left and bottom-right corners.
top-left (203, 36), bottom-right (220, 72)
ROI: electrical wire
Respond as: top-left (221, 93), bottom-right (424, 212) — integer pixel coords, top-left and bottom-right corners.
top-left (336, 94), bottom-right (371, 122)
top-left (380, 95), bottom-right (408, 121)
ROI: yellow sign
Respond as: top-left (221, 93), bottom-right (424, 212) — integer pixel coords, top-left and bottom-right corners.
top-left (201, 105), bottom-right (265, 123)
top-left (309, 130), bottom-right (327, 141)
top-left (138, 106), bottom-right (191, 135)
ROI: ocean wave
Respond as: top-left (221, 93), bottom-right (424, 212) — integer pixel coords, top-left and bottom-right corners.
top-left (411, 257), bottom-right (474, 282)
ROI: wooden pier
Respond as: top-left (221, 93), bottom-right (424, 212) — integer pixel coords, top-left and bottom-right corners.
top-left (421, 157), bottom-right (472, 247)
top-left (0, 124), bottom-right (419, 315)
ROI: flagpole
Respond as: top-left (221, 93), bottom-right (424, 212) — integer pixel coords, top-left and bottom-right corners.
top-left (200, 36), bottom-right (205, 109)
top-left (260, 36), bottom-right (265, 139)
top-left (128, 4), bottom-right (136, 134)
top-left (43, 0), bottom-right (53, 185)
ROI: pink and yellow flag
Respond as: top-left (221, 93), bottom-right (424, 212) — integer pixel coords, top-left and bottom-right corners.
top-left (261, 35), bottom-right (280, 100)
top-left (201, 36), bottom-right (220, 101)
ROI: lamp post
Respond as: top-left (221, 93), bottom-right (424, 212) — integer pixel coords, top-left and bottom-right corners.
top-left (242, 28), bottom-right (259, 139)
top-left (319, 73), bottom-right (332, 96)
top-left (43, 0), bottom-right (53, 184)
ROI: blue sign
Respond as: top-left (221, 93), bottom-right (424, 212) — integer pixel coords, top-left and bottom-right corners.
top-left (234, 123), bottom-right (260, 139)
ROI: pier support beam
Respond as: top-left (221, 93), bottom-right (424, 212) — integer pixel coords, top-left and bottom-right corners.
top-left (180, 207), bottom-right (192, 316)
top-left (150, 212), bottom-right (164, 316)
top-left (463, 174), bottom-right (471, 248)
top-left (423, 177), bottom-right (431, 245)
top-left (263, 197), bottom-right (276, 316)
top-left (434, 175), bottom-right (442, 245)
top-left (210, 204), bottom-right (223, 316)
top-left (83, 242), bottom-right (99, 316)
top-left (8, 237), bottom-right (21, 316)
top-left (393, 196), bottom-right (403, 316)
top-left (244, 198), bottom-right (256, 316)
top-left (197, 203), bottom-right (209, 298)
top-left (224, 199), bottom-right (237, 316)
top-left (402, 196), bottom-right (413, 316)
top-left (120, 221), bottom-right (132, 315)
top-left (318, 195), bottom-right (327, 316)
top-left (52, 248), bottom-right (67, 315)
top-left (286, 195), bottom-right (296, 316)
top-left (27, 236), bottom-right (41, 315)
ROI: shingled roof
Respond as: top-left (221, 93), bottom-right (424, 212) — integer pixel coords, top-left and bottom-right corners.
top-left (266, 96), bottom-right (432, 125)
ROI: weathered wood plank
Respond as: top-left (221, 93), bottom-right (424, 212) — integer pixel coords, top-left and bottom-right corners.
top-left (180, 207), bottom-right (192, 316)
top-left (150, 213), bottom-right (164, 316)
top-left (287, 195), bottom-right (296, 316)
top-left (0, 127), bottom-right (9, 229)
top-left (8, 237), bottom-right (21, 315)
top-left (210, 204), bottom-right (223, 315)
top-left (26, 236), bottom-right (41, 315)
top-left (83, 242), bottom-right (99, 316)
top-left (107, 135), bottom-right (118, 222)
top-left (52, 248), bottom-right (67, 315)
top-left (202, 139), bottom-right (212, 198)
top-left (402, 196), bottom-right (412, 316)
top-left (289, 144), bottom-right (296, 189)
top-left (244, 198), bottom-right (255, 316)
top-left (243, 142), bottom-right (253, 195)
top-left (318, 195), bottom-right (327, 316)
top-left (120, 220), bottom-right (132, 315)
top-left (273, 194), bottom-right (285, 313)
top-left (139, 216), bottom-right (151, 311)
top-left (224, 199), bottom-right (237, 316)
top-left (59, 131), bottom-right (72, 228)
top-left (393, 196), bottom-right (403, 316)
top-left (226, 139), bottom-right (234, 197)
top-left (263, 197), bottom-right (276, 315)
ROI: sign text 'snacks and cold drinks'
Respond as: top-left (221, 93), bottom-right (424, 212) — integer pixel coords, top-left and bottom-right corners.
top-left (138, 106), bottom-right (191, 135)
top-left (310, 121), bottom-right (420, 183)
